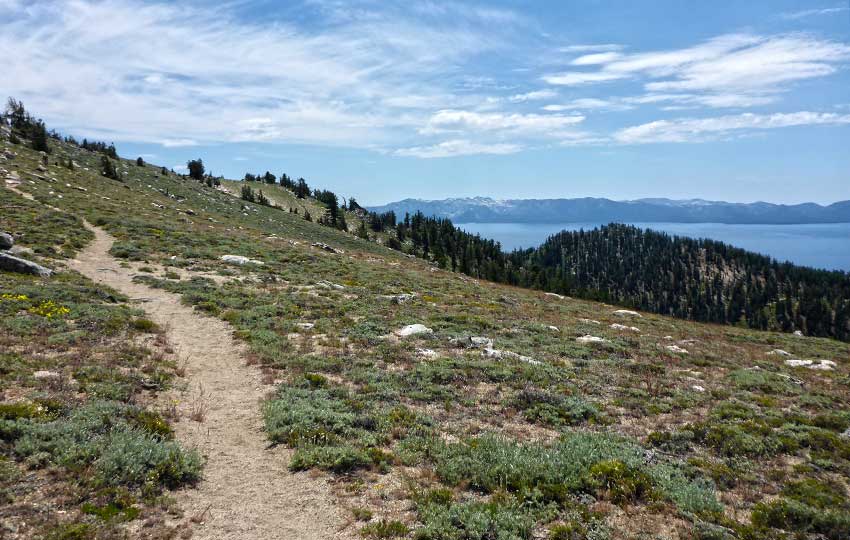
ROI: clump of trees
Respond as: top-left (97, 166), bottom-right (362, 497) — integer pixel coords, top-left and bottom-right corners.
top-left (101, 156), bottom-right (121, 180)
top-left (2, 98), bottom-right (51, 153)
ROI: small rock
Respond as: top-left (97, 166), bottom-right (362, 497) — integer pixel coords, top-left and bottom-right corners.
top-left (544, 292), bottom-right (565, 300)
top-left (793, 330), bottom-right (804, 337)
top-left (316, 280), bottom-right (345, 290)
top-left (380, 293), bottom-right (416, 304)
top-left (614, 309), bottom-right (641, 317)
top-left (691, 385), bottom-right (706, 392)
top-left (450, 336), bottom-right (493, 349)
top-left (220, 254), bottom-right (264, 265)
top-left (312, 242), bottom-right (344, 254)
top-left (396, 324), bottom-right (433, 337)
top-left (610, 323), bottom-right (640, 332)
top-left (415, 348), bottom-right (438, 358)
top-left (33, 370), bottom-right (60, 380)
top-left (0, 231), bottom-right (13, 250)
top-left (767, 349), bottom-right (792, 357)
top-left (666, 344), bottom-right (689, 354)
top-left (546, 325), bottom-right (559, 332)
top-left (576, 335), bottom-right (605, 344)
top-left (579, 318), bottom-right (601, 325)
top-left (295, 322), bottom-right (315, 330)
top-left (840, 428), bottom-right (850, 440)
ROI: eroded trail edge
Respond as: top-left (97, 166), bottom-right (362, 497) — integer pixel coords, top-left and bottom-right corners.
top-left (72, 223), bottom-right (351, 540)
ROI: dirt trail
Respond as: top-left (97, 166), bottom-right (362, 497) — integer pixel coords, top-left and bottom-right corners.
top-left (71, 223), bottom-right (352, 540)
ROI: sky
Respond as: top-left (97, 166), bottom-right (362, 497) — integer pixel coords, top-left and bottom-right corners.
top-left (2, 0), bottom-right (849, 205)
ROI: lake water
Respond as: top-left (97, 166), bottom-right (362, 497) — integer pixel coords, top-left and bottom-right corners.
top-left (456, 222), bottom-right (850, 272)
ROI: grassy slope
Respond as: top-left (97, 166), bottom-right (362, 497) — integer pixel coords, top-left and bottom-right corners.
top-left (2, 135), bottom-right (850, 540)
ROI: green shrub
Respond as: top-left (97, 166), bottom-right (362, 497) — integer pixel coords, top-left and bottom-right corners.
top-left (727, 369), bottom-right (801, 395)
top-left (130, 318), bottom-right (158, 332)
top-left (781, 478), bottom-right (848, 509)
top-left (584, 460), bottom-right (656, 504)
top-left (360, 520), bottom-right (409, 538)
top-left (290, 445), bottom-right (372, 473)
top-left (513, 389), bottom-right (600, 426)
top-left (415, 499), bottom-right (534, 540)
top-left (751, 498), bottom-right (850, 540)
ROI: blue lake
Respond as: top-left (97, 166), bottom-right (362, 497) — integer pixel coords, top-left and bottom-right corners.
top-left (456, 222), bottom-right (850, 272)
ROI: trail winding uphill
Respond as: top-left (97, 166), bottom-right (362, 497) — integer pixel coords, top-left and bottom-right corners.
top-left (71, 223), bottom-right (352, 540)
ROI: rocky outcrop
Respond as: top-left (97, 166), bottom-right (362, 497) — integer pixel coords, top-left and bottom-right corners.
top-left (0, 252), bottom-right (52, 277)
top-left (0, 231), bottom-right (13, 250)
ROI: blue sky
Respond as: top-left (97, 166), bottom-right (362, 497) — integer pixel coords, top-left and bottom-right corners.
top-left (2, 0), bottom-right (849, 204)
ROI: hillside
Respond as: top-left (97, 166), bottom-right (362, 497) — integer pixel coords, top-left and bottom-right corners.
top-left (367, 196), bottom-right (850, 224)
top-left (2, 107), bottom-right (850, 540)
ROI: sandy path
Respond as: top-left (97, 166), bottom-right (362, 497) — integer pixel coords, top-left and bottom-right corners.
top-left (71, 223), bottom-right (352, 540)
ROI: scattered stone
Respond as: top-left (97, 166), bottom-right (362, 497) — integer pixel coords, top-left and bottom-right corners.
top-left (295, 322), bottom-right (315, 330)
top-left (450, 336), bottom-right (493, 349)
top-left (576, 335), bottom-right (605, 344)
top-left (415, 348), bottom-right (438, 358)
top-left (663, 335), bottom-right (674, 340)
top-left (316, 280), bottom-right (345, 290)
top-left (311, 242), bottom-right (344, 254)
top-left (380, 293), bottom-right (416, 304)
top-left (220, 254), bottom-right (264, 265)
top-left (614, 309), bottom-right (641, 317)
top-left (0, 252), bottom-right (52, 276)
top-left (0, 231), bottom-right (13, 250)
top-left (33, 370), bottom-right (60, 380)
top-left (482, 347), bottom-right (541, 366)
top-left (691, 385), bottom-right (706, 393)
top-left (579, 318), bottom-right (601, 325)
top-left (544, 292), bottom-right (565, 300)
top-left (396, 324), bottom-right (433, 337)
top-left (793, 330), bottom-right (804, 337)
top-left (785, 358), bottom-right (836, 371)
top-left (610, 323), bottom-right (640, 332)
top-left (666, 344), bottom-right (689, 354)
top-left (767, 349), bottom-right (793, 357)
top-left (841, 428), bottom-right (850, 440)
top-left (546, 325), bottom-right (559, 332)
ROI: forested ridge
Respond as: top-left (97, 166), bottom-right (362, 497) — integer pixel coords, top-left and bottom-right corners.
top-left (384, 213), bottom-right (850, 341)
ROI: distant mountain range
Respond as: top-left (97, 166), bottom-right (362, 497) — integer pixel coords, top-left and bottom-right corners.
top-left (366, 197), bottom-right (850, 225)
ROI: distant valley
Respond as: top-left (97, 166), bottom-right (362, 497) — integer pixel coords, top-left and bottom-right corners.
top-left (367, 196), bottom-right (850, 225)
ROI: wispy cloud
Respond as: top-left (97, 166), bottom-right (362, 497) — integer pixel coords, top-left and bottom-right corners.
top-left (559, 44), bottom-right (624, 53)
top-left (545, 33), bottom-right (850, 108)
top-left (420, 109), bottom-right (584, 136)
top-left (0, 0), bottom-right (520, 149)
top-left (615, 111), bottom-right (850, 144)
top-left (394, 139), bottom-right (522, 158)
top-left (780, 6), bottom-right (849, 20)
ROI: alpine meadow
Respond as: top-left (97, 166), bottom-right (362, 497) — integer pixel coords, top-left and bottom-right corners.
top-left (1, 2), bottom-right (850, 540)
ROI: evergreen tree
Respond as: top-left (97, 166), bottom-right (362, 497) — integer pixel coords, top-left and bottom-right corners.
top-left (187, 159), bottom-right (205, 180)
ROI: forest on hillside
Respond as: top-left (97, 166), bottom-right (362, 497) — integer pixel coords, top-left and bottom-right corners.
top-left (384, 213), bottom-right (850, 341)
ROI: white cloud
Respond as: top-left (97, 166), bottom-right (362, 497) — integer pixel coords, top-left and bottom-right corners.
top-left (542, 71), bottom-right (627, 86)
top-left (0, 0), bottom-right (519, 148)
top-left (421, 109), bottom-right (584, 136)
top-left (543, 98), bottom-right (632, 111)
top-left (615, 111), bottom-right (850, 144)
top-left (546, 33), bottom-right (850, 107)
top-left (559, 44), bottom-right (623, 53)
top-left (159, 138), bottom-right (198, 147)
top-left (394, 139), bottom-right (522, 158)
top-left (780, 6), bottom-right (849, 20)
top-left (571, 52), bottom-right (622, 65)
top-left (507, 90), bottom-right (557, 102)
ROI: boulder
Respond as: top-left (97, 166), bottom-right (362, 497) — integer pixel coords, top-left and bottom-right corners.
top-left (610, 323), bottom-right (640, 332)
top-left (0, 252), bottom-right (52, 276)
top-left (666, 344), bottom-right (689, 354)
top-left (395, 324), bottom-right (433, 337)
top-left (0, 231), bottom-right (13, 250)
top-left (576, 335), bottom-right (605, 344)
top-left (767, 349), bottom-right (792, 357)
top-left (614, 309), bottom-right (641, 317)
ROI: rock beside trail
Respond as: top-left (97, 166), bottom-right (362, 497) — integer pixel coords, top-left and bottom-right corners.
top-left (0, 231), bottom-right (13, 250)
top-left (0, 252), bottom-right (52, 277)
top-left (396, 324), bottom-right (433, 337)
